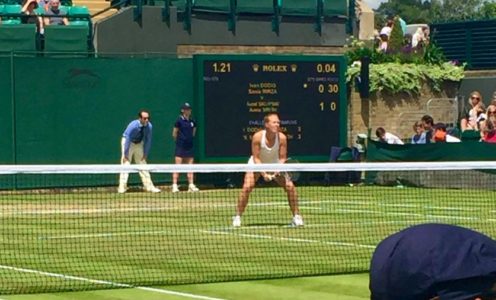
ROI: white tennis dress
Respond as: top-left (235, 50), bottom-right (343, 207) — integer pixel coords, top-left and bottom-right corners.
top-left (248, 130), bottom-right (280, 164)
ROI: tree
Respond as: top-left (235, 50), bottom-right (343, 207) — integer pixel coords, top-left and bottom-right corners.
top-left (431, 0), bottom-right (485, 21)
top-left (388, 16), bottom-right (405, 52)
top-left (480, 1), bottom-right (496, 19)
top-left (375, 0), bottom-right (434, 24)
top-left (375, 0), bottom-right (491, 24)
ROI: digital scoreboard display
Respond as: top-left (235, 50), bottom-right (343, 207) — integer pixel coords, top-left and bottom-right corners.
top-left (194, 55), bottom-right (347, 162)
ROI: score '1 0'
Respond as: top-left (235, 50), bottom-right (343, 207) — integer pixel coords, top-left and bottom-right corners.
top-left (320, 101), bottom-right (337, 111)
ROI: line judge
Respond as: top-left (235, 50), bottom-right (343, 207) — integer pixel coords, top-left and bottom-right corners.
top-left (118, 110), bottom-right (161, 193)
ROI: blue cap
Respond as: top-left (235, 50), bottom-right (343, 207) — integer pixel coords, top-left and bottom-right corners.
top-left (370, 223), bottom-right (496, 300)
top-left (181, 102), bottom-right (192, 110)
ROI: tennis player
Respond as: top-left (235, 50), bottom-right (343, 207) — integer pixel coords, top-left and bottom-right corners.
top-left (232, 113), bottom-right (303, 227)
top-left (171, 103), bottom-right (199, 193)
top-left (118, 110), bottom-right (161, 193)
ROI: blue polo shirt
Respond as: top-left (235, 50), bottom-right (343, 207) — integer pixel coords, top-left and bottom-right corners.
top-left (122, 120), bottom-right (152, 158)
top-left (175, 116), bottom-right (196, 148)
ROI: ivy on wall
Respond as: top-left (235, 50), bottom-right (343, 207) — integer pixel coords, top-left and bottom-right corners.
top-left (345, 36), bottom-right (465, 95)
top-left (347, 62), bottom-right (465, 95)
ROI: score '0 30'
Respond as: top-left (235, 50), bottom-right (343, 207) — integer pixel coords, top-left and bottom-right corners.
top-left (318, 83), bottom-right (339, 94)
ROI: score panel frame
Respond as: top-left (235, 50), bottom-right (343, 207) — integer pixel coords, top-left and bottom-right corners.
top-left (193, 54), bottom-right (348, 163)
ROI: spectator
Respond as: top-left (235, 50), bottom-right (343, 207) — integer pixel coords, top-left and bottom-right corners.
top-left (43, 0), bottom-right (68, 26)
top-left (461, 91), bottom-right (486, 132)
top-left (411, 27), bottom-right (424, 48)
top-left (420, 115), bottom-right (434, 143)
top-left (376, 127), bottom-right (404, 145)
top-left (398, 17), bottom-right (406, 36)
top-left (421, 26), bottom-right (430, 45)
top-left (38, 0), bottom-right (50, 11)
top-left (433, 123), bottom-right (461, 143)
top-left (491, 91), bottom-right (496, 106)
top-left (482, 105), bottom-right (496, 143)
top-left (21, 0), bottom-right (44, 34)
top-left (370, 223), bottom-right (496, 300)
top-left (410, 121), bottom-right (425, 144)
top-left (379, 20), bottom-right (394, 38)
top-left (378, 34), bottom-right (388, 52)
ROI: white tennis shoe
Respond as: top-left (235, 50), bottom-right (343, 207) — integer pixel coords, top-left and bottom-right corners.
top-left (117, 187), bottom-right (127, 194)
top-left (148, 187), bottom-right (161, 193)
top-left (232, 215), bottom-right (241, 227)
top-left (188, 184), bottom-right (200, 192)
top-left (292, 214), bottom-right (304, 227)
top-left (171, 184), bottom-right (180, 193)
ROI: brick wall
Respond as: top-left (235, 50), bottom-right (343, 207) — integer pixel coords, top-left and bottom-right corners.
top-left (177, 45), bottom-right (346, 57)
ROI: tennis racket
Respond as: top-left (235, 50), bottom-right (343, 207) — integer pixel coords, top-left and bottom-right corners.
top-left (281, 157), bottom-right (300, 182)
top-left (265, 158), bottom-right (300, 182)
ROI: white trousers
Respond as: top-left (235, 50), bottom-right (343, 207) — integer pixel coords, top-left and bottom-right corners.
top-left (118, 138), bottom-right (156, 191)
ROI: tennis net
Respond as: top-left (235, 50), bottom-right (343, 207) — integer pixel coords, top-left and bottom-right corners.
top-left (1, 162), bottom-right (496, 294)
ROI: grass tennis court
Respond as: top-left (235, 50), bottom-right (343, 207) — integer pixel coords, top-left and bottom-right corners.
top-left (0, 273), bottom-right (371, 299)
top-left (1, 181), bottom-right (495, 297)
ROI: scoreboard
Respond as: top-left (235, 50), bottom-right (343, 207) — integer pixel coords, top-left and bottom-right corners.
top-left (194, 55), bottom-right (347, 162)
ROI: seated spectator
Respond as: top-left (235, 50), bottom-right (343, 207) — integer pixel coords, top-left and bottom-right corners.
top-left (43, 0), bottom-right (68, 26)
top-left (21, 0), bottom-right (44, 34)
top-left (370, 223), bottom-right (496, 300)
top-left (462, 91), bottom-right (486, 131)
top-left (482, 105), bottom-right (496, 143)
top-left (420, 115), bottom-right (434, 143)
top-left (38, 0), bottom-right (50, 11)
top-left (410, 121), bottom-right (425, 144)
top-left (491, 91), bottom-right (496, 107)
top-left (376, 127), bottom-right (404, 145)
top-left (433, 123), bottom-right (461, 143)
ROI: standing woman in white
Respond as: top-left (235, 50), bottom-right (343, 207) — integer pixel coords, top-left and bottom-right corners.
top-left (232, 113), bottom-right (303, 227)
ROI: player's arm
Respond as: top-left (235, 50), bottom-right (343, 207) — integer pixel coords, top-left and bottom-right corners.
top-left (251, 131), bottom-right (263, 164)
top-left (278, 132), bottom-right (288, 164)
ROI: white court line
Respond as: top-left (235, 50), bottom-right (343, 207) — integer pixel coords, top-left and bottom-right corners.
top-left (202, 230), bottom-right (376, 249)
top-left (0, 264), bottom-right (226, 300)
top-left (210, 220), bottom-right (419, 231)
top-left (0, 201), bottom-right (294, 217)
top-left (0, 198), bottom-right (489, 217)
top-left (335, 208), bottom-right (481, 221)
top-left (41, 220), bottom-right (421, 240)
top-left (39, 230), bottom-right (174, 240)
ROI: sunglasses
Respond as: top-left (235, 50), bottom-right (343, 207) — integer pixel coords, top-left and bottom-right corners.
top-left (488, 111), bottom-right (496, 115)
top-left (471, 96), bottom-right (481, 100)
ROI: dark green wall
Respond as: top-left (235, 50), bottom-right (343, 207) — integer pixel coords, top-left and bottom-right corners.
top-left (2, 56), bottom-right (193, 165)
top-left (0, 56), bottom-right (14, 164)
